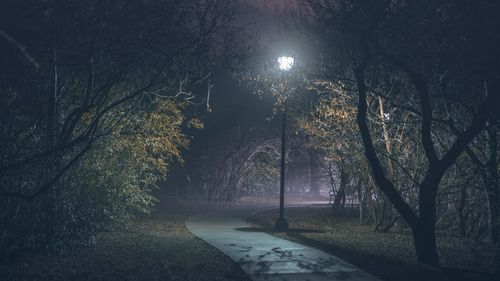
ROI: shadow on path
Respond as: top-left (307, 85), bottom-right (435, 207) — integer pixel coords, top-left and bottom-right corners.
top-left (186, 204), bottom-right (381, 281)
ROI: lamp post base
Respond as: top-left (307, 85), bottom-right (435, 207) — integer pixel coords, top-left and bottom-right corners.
top-left (275, 217), bottom-right (289, 230)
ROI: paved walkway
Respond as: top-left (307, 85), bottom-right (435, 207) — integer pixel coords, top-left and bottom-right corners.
top-left (186, 205), bottom-right (381, 281)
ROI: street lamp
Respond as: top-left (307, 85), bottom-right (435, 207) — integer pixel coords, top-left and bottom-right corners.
top-left (275, 56), bottom-right (294, 230)
top-left (278, 56), bottom-right (294, 71)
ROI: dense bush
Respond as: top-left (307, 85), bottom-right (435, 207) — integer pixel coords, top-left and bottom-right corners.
top-left (0, 0), bottom-right (237, 255)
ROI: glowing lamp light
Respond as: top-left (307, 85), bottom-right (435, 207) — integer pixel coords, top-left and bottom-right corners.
top-left (278, 56), bottom-right (294, 71)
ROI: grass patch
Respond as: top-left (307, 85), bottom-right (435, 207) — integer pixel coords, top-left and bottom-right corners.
top-left (0, 204), bottom-right (250, 281)
top-left (248, 206), bottom-right (500, 281)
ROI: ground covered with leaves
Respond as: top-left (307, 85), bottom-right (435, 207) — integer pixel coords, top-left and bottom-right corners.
top-left (0, 203), bottom-right (250, 281)
top-left (248, 206), bottom-right (500, 281)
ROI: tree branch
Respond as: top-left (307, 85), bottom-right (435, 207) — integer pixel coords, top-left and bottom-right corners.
top-left (355, 57), bottom-right (419, 228)
top-left (0, 30), bottom-right (40, 69)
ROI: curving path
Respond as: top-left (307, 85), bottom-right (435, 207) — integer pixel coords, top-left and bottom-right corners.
top-left (186, 205), bottom-right (382, 281)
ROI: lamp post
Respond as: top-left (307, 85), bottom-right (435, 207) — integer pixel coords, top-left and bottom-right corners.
top-left (275, 56), bottom-right (294, 230)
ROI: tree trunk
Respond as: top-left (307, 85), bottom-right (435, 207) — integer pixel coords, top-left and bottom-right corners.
top-left (378, 96), bottom-right (393, 176)
top-left (486, 190), bottom-right (499, 243)
top-left (485, 126), bottom-right (499, 243)
top-left (353, 54), bottom-right (497, 266)
top-left (414, 176), bottom-right (439, 266)
top-left (333, 168), bottom-right (348, 214)
top-left (413, 220), bottom-right (438, 266)
top-left (458, 183), bottom-right (468, 237)
top-left (44, 48), bottom-right (58, 247)
top-left (356, 178), bottom-right (365, 224)
top-left (466, 125), bottom-right (500, 243)
top-left (308, 148), bottom-right (321, 197)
